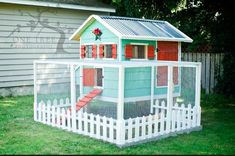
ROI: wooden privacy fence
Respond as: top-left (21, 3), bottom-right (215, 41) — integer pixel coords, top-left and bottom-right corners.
top-left (182, 52), bottom-right (224, 94)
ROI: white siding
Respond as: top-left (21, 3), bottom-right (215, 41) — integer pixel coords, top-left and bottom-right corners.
top-left (0, 3), bottom-right (109, 90)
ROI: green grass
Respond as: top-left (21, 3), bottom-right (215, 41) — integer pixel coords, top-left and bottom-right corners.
top-left (0, 94), bottom-right (235, 154)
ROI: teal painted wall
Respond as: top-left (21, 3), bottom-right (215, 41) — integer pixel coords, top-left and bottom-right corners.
top-left (77, 67), bottom-right (119, 98)
top-left (76, 66), bottom-right (180, 99)
top-left (124, 67), bottom-right (180, 98)
top-left (80, 20), bottom-right (119, 60)
top-left (124, 67), bottom-right (151, 97)
top-left (121, 39), bottom-right (156, 61)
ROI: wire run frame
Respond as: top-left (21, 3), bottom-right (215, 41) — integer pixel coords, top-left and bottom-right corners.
top-left (33, 60), bottom-right (202, 147)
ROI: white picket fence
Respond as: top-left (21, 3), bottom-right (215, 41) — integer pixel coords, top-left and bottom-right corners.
top-left (124, 100), bottom-right (200, 143)
top-left (34, 99), bottom-right (201, 146)
top-left (34, 99), bottom-right (119, 144)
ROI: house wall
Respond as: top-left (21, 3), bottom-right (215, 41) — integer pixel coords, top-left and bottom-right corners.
top-left (0, 3), bottom-right (109, 96)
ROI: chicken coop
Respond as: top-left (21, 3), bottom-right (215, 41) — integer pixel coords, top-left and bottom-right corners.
top-left (33, 15), bottom-right (202, 147)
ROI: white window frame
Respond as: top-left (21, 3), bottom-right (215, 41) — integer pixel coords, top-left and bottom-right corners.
top-left (98, 42), bottom-right (116, 60)
top-left (130, 43), bottom-right (149, 61)
top-left (82, 43), bottom-right (96, 60)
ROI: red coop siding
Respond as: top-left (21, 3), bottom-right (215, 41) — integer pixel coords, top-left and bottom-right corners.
top-left (157, 41), bottom-right (178, 61)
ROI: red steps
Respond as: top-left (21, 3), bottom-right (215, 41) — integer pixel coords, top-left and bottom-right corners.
top-left (69, 89), bottom-right (102, 112)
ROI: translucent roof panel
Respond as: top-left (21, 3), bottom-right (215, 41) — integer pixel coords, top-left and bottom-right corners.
top-left (100, 16), bottom-right (191, 41)
top-left (139, 21), bottom-right (172, 37)
top-left (118, 20), bottom-right (156, 36)
top-left (104, 18), bottom-right (136, 36)
top-left (153, 22), bottom-right (185, 38)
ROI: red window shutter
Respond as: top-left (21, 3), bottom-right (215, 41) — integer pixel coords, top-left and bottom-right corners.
top-left (99, 44), bottom-right (104, 58)
top-left (125, 44), bottom-right (133, 59)
top-left (148, 45), bottom-right (155, 59)
top-left (83, 68), bottom-right (95, 86)
top-left (92, 45), bottom-right (97, 58)
top-left (112, 44), bottom-right (117, 59)
top-left (81, 45), bottom-right (86, 58)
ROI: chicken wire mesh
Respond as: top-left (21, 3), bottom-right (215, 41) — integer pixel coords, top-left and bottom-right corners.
top-left (173, 66), bottom-right (196, 107)
top-left (36, 63), bottom-right (72, 104)
top-left (35, 62), bottom-right (198, 120)
top-left (81, 66), bottom-right (118, 119)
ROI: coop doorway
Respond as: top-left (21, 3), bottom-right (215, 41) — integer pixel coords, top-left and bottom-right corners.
top-left (83, 68), bottom-right (103, 88)
top-left (95, 68), bottom-right (103, 88)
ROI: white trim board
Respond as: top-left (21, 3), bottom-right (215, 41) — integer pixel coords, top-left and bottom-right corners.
top-left (94, 93), bottom-right (181, 103)
top-left (0, 0), bottom-right (115, 13)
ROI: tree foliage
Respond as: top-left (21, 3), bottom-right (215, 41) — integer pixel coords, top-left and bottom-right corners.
top-left (101, 0), bottom-right (234, 96)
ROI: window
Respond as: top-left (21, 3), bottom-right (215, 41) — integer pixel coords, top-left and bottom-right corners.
top-left (85, 45), bottom-right (93, 58)
top-left (99, 44), bottom-right (117, 59)
top-left (132, 45), bottom-right (146, 59)
top-left (80, 45), bottom-right (97, 58)
top-left (104, 45), bottom-right (112, 58)
top-left (125, 44), bottom-right (155, 59)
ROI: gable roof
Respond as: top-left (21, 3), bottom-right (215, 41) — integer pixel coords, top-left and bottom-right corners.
top-left (0, 0), bottom-right (115, 13)
top-left (70, 15), bottom-right (193, 43)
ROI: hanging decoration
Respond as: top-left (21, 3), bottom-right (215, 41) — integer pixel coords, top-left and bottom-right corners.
top-left (92, 28), bottom-right (102, 40)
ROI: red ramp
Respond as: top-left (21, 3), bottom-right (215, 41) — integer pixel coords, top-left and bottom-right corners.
top-left (71, 89), bottom-right (102, 111)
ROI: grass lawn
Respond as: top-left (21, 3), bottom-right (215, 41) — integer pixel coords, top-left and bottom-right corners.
top-left (0, 94), bottom-right (235, 155)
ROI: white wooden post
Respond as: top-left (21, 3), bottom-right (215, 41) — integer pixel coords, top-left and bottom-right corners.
top-left (33, 62), bottom-right (37, 121)
top-left (103, 116), bottom-right (107, 140)
top-left (78, 65), bottom-right (83, 132)
top-left (150, 66), bottom-right (154, 114)
top-left (79, 65), bottom-right (83, 98)
top-left (109, 118), bottom-right (114, 142)
top-left (51, 105), bottom-right (56, 127)
top-left (166, 65), bottom-right (173, 133)
top-left (70, 64), bottom-right (76, 132)
top-left (38, 102), bottom-right (42, 122)
top-left (127, 118), bottom-right (132, 142)
top-left (42, 103), bottom-right (46, 124)
top-left (160, 112), bottom-right (164, 135)
top-left (195, 63), bottom-right (201, 126)
top-left (90, 113), bottom-right (94, 137)
top-left (182, 104), bottom-right (186, 130)
top-left (117, 65), bottom-right (125, 146)
top-left (134, 117), bottom-right (140, 142)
